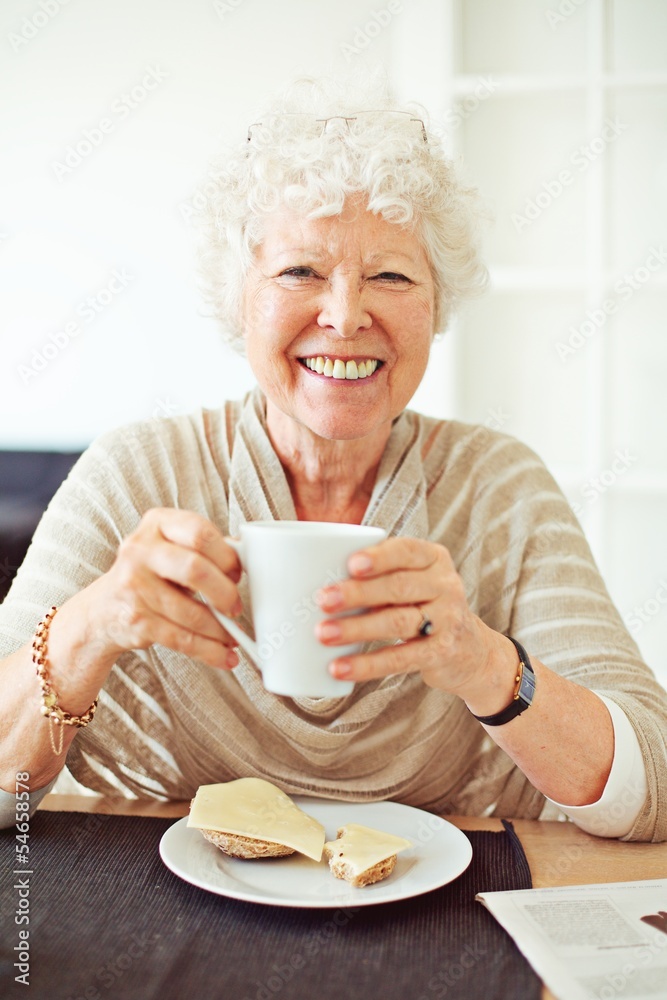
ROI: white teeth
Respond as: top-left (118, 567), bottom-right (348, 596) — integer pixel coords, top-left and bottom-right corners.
top-left (301, 356), bottom-right (379, 380)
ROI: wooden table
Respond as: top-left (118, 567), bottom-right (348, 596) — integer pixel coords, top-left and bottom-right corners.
top-left (39, 794), bottom-right (667, 1000)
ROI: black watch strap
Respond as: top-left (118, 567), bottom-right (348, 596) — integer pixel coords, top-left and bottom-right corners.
top-left (470, 636), bottom-right (536, 726)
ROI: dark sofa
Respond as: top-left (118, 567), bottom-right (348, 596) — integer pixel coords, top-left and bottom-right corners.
top-left (0, 451), bottom-right (82, 602)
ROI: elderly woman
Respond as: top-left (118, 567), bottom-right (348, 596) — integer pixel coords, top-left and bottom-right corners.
top-left (1, 79), bottom-right (666, 840)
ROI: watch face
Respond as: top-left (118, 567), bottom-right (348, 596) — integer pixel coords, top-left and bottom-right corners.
top-left (518, 662), bottom-right (536, 708)
top-left (470, 641), bottom-right (535, 725)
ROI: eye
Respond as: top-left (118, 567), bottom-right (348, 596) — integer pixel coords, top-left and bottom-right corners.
top-left (278, 266), bottom-right (319, 279)
top-left (373, 272), bottom-right (412, 283)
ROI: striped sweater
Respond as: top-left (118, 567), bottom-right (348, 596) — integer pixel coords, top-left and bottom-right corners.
top-left (1, 388), bottom-right (666, 840)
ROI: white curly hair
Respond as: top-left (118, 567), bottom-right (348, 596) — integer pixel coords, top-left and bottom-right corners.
top-left (197, 76), bottom-right (487, 353)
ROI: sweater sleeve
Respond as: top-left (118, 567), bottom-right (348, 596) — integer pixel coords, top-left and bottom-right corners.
top-left (0, 409), bottom-right (216, 660)
top-left (0, 417), bottom-right (200, 799)
top-left (497, 440), bottom-right (667, 842)
top-left (0, 425), bottom-right (148, 662)
top-left (433, 422), bottom-right (667, 841)
top-left (0, 776), bottom-right (60, 831)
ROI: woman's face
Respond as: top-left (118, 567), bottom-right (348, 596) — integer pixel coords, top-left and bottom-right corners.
top-left (240, 199), bottom-right (436, 443)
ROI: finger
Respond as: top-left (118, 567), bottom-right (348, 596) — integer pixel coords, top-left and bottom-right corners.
top-left (109, 570), bottom-right (239, 669)
top-left (146, 609), bottom-right (239, 670)
top-left (100, 565), bottom-right (238, 668)
top-left (328, 637), bottom-right (429, 684)
top-left (134, 535), bottom-right (242, 616)
top-left (318, 566), bottom-right (451, 614)
top-left (346, 537), bottom-right (445, 579)
top-left (316, 601), bottom-right (438, 646)
top-left (142, 580), bottom-right (239, 647)
top-left (142, 508), bottom-right (241, 578)
top-left (317, 540), bottom-right (452, 613)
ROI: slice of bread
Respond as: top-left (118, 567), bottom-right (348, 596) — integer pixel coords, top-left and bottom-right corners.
top-left (187, 779), bottom-right (325, 861)
top-left (199, 827), bottom-right (295, 859)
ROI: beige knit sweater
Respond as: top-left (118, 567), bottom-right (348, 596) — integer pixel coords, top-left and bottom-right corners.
top-left (2, 388), bottom-right (666, 840)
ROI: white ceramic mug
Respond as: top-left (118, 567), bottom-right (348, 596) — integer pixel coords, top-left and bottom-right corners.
top-left (203, 521), bottom-right (386, 698)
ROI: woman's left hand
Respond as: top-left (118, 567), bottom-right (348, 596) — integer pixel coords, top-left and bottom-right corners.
top-left (316, 536), bottom-right (497, 696)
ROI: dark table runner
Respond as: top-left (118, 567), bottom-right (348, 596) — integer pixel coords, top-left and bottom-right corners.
top-left (1, 812), bottom-right (540, 1000)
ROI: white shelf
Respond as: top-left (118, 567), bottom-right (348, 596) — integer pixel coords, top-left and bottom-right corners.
top-left (486, 268), bottom-right (667, 294)
top-left (603, 72), bottom-right (667, 89)
top-left (553, 468), bottom-right (667, 497)
top-left (453, 72), bottom-right (667, 97)
top-left (487, 268), bottom-right (587, 293)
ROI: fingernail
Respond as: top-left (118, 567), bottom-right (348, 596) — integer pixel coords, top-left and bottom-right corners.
top-left (330, 658), bottom-right (352, 678)
top-left (318, 621), bottom-right (341, 642)
top-left (349, 552), bottom-right (373, 575)
top-left (316, 586), bottom-right (344, 611)
top-left (232, 598), bottom-right (243, 616)
top-left (226, 649), bottom-right (239, 668)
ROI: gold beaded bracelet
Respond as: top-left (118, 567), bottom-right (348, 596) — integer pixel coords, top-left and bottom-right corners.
top-left (32, 606), bottom-right (98, 756)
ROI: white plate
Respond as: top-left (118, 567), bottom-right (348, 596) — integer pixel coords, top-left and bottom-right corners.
top-left (159, 798), bottom-right (472, 908)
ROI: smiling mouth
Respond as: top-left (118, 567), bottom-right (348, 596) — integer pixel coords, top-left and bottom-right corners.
top-left (298, 356), bottom-right (382, 380)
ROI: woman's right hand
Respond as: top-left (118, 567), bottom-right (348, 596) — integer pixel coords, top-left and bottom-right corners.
top-left (89, 508), bottom-right (243, 670)
top-left (0, 508), bottom-right (242, 792)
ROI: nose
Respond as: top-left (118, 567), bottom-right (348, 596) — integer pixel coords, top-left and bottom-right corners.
top-left (316, 276), bottom-right (372, 338)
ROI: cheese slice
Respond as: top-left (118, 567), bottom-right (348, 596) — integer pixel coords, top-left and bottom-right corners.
top-left (324, 823), bottom-right (412, 874)
top-left (187, 778), bottom-right (325, 861)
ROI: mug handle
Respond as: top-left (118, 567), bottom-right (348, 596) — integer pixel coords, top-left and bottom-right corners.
top-left (198, 537), bottom-right (259, 664)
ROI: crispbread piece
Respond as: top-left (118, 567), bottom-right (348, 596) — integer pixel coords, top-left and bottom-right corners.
top-left (323, 823), bottom-right (411, 887)
top-left (325, 847), bottom-right (398, 887)
top-left (199, 827), bottom-right (295, 859)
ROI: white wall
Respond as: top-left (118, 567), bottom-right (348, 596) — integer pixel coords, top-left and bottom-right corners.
top-left (392, 0), bottom-right (667, 683)
top-left (1, 0), bottom-right (665, 682)
top-left (0, 0), bottom-right (403, 447)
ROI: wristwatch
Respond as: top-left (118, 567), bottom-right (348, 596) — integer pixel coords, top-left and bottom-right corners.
top-left (469, 636), bottom-right (536, 726)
